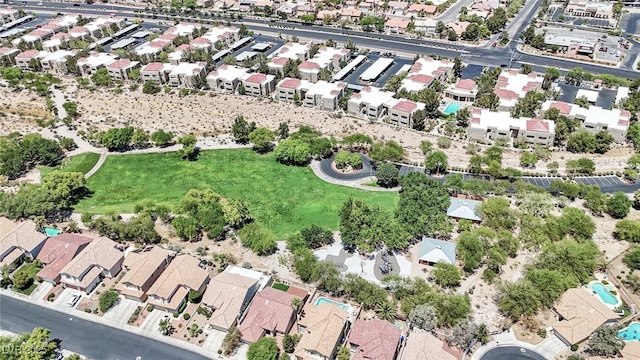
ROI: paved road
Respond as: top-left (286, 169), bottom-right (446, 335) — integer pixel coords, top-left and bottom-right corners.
top-left (319, 154), bottom-right (375, 180)
top-left (10, 1), bottom-right (640, 77)
top-left (0, 294), bottom-right (209, 360)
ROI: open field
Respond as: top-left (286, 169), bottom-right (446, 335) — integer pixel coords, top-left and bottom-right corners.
top-left (75, 149), bottom-right (398, 238)
top-left (40, 152), bottom-right (101, 176)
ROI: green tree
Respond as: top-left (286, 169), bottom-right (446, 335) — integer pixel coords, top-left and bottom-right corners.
top-left (90, 68), bottom-right (111, 86)
top-left (150, 130), bottom-right (174, 147)
top-left (457, 231), bottom-right (485, 272)
top-left (607, 191), bottom-right (632, 219)
top-left (222, 326), bottom-right (242, 355)
top-left (433, 262), bottom-right (461, 288)
top-left (536, 239), bottom-right (599, 284)
top-left (238, 223), bottom-right (277, 256)
top-left (587, 325), bottom-right (625, 357)
top-left (274, 139), bottom-right (312, 166)
top-left (408, 304), bottom-right (438, 331)
top-left (584, 188), bottom-right (608, 216)
top-left (396, 173), bottom-right (451, 238)
top-left (277, 122), bottom-right (289, 139)
top-left (131, 128), bottom-right (150, 149)
top-left (376, 162), bottom-right (399, 188)
top-left (231, 115), bottom-right (255, 144)
top-left (99, 289), bottom-right (119, 313)
top-left (336, 346), bottom-right (350, 360)
top-left (478, 197), bottom-right (516, 230)
top-left (143, 80), bottom-right (161, 94)
top-left (456, 107), bottom-right (471, 128)
top-left (62, 101), bottom-right (78, 118)
top-left (497, 280), bottom-right (541, 319)
top-left (101, 127), bottom-right (133, 151)
top-left (12, 267), bottom-right (34, 290)
top-left (615, 219), bottom-right (640, 242)
top-left (424, 150), bottom-right (448, 175)
top-left (248, 127), bottom-right (275, 153)
top-left (172, 215), bottom-right (199, 241)
top-left (300, 224), bottom-right (333, 249)
top-left (374, 299), bottom-right (398, 321)
top-left (282, 334), bottom-right (299, 353)
top-left (624, 247), bottom-right (640, 270)
top-left (370, 141), bottom-right (404, 162)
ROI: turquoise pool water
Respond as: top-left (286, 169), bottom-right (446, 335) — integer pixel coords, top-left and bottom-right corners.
top-left (44, 227), bottom-right (61, 237)
top-left (591, 282), bottom-right (618, 305)
top-left (395, 323), bottom-right (403, 330)
top-left (315, 297), bottom-right (351, 311)
top-left (443, 102), bottom-right (461, 115)
top-left (619, 322), bottom-right (640, 341)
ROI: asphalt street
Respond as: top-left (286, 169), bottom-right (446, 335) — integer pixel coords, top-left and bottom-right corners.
top-left (8, 0), bottom-right (640, 78)
top-left (0, 294), bottom-right (209, 360)
top-left (320, 154), bottom-right (375, 180)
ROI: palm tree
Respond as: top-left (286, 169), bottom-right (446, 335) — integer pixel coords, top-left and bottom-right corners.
top-left (65, 221), bottom-right (80, 233)
top-left (159, 318), bottom-right (172, 336)
top-left (291, 298), bottom-right (302, 313)
top-left (374, 299), bottom-right (397, 322)
top-left (34, 216), bottom-right (47, 233)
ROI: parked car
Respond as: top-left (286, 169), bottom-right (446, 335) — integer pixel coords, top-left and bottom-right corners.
top-left (599, 47), bottom-right (607, 52)
top-left (67, 294), bottom-right (80, 307)
top-left (492, 42), bottom-right (497, 47)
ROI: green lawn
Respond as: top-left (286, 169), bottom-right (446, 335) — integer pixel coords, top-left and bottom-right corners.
top-left (13, 261), bottom-right (43, 295)
top-left (41, 152), bottom-right (101, 176)
top-left (75, 149), bottom-right (398, 238)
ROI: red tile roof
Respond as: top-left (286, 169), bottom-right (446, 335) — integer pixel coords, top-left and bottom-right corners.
top-left (107, 59), bottom-right (133, 69)
top-left (393, 99), bottom-right (418, 113)
top-left (36, 234), bottom-right (94, 282)
top-left (245, 73), bottom-right (267, 84)
top-left (279, 78), bottom-right (301, 89)
top-left (271, 57), bottom-right (289, 65)
top-left (239, 287), bottom-right (301, 343)
top-left (526, 118), bottom-right (550, 133)
top-left (16, 50), bottom-right (40, 59)
top-left (142, 62), bottom-right (164, 72)
top-left (549, 101), bottom-right (572, 115)
top-left (455, 79), bottom-right (476, 90)
top-left (51, 32), bottom-right (72, 40)
top-left (299, 61), bottom-right (319, 70)
top-left (494, 88), bottom-right (519, 100)
top-left (408, 74), bottom-right (434, 84)
top-left (349, 318), bottom-right (401, 360)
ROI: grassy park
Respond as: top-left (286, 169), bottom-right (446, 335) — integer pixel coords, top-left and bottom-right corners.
top-left (41, 152), bottom-right (101, 176)
top-left (75, 149), bottom-right (398, 238)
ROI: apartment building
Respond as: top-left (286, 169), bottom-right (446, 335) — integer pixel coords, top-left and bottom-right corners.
top-left (301, 81), bottom-right (347, 111)
top-left (268, 42), bottom-right (311, 73)
top-left (140, 62), bottom-right (173, 84)
top-left (40, 50), bottom-right (75, 74)
top-left (276, 77), bottom-right (313, 103)
top-left (200, 25), bottom-right (240, 48)
top-left (467, 107), bottom-right (555, 145)
top-left (42, 32), bottom-right (72, 52)
top-left (163, 23), bottom-right (198, 39)
top-left (386, 98), bottom-right (426, 127)
top-left (106, 58), bottom-right (140, 81)
top-left (77, 52), bottom-right (119, 76)
top-left (298, 46), bottom-right (350, 83)
top-left (206, 64), bottom-right (249, 92)
top-left (168, 44), bottom-right (195, 65)
top-left (494, 69), bottom-right (543, 111)
top-left (542, 100), bottom-right (630, 142)
top-left (444, 78), bottom-right (478, 103)
top-left (84, 16), bottom-right (125, 38)
top-left (0, 47), bottom-right (20, 66)
top-left (399, 56), bottom-right (454, 93)
top-left (135, 39), bottom-right (172, 61)
top-left (241, 73), bottom-right (277, 97)
top-left (168, 61), bottom-right (208, 88)
top-left (0, 8), bottom-right (20, 24)
top-left (15, 50), bottom-right (49, 70)
top-left (347, 86), bottom-right (396, 120)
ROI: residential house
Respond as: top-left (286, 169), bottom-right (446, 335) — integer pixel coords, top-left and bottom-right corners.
top-left (40, 50), bottom-right (75, 74)
top-left (299, 46), bottom-right (350, 83)
top-left (417, 236), bottom-right (456, 266)
top-left (347, 86), bottom-right (396, 120)
top-left (446, 21), bottom-right (470, 37)
top-left (277, 2), bottom-right (298, 15)
top-left (48, 15), bottom-right (79, 31)
top-left (238, 287), bottom-right (302, 343)
top-left (115, 246), bottom-right (174, 302)
top-left (12, 28), bottom-right (55, 47)
top-left (147, 254), bottom-right (209, 312)
top-left (135, 39), bottom-right (172, 61)
top-left (212, 0), bottom-right (236, 10)
top-left (294, 302), bottom-right (349, 360)
top-left (401, 331), bottom-right (461, 360)
top-left (541, 100), bottom-right (630, 142)
top-left (106, 58), bottom-right (140, 81)
top-left (386, 99), bottom-right (426, 127)
top-left (206, 64), bottom-right (249, 92)
top-left (163, 23), bottom-right (198, 39)
top-left (400, 56), bottom-right (454, 93)
top-left (552, 288), bottom-right (618, 346)
top-left (468, 108), bottom-right (556, 146)
top-left (201, 25), bottom-right (240, 48)
top-left (168, 44), bottom-right (195, 65)
top-left (303, 80), bottom-right (347, 110)
top-left (268, 42), bottom-right (311, 73)
top-left (276, 77), bottom-right (313, 104)
top-left (42, 32), bottom-right (72, 52)
top-left (77, 52), bottom-right (119, 76)
top-left (140, 62), bottom-right (173, 84)
top-left (296, 4), bottom-right (316, 17)
top-left (84, 16), bottom-right (124, 38)
top-left (447, 197), bottom-right (482, 222)
top-left (36, 234), bottom-right (93, 284)
top-left (59, 237), bottom-right (124, 293)
top-left (0, 47), bottom-right (20, 66)
top-left (348, 317), bottom-right (402, 360)
top-left (444, 79), bottom-right (478, 103)
top-left (341, 7), bottom-right (362, 22)
top-left (413, 18), bottom-right (438, 33)
top-left (168, 61), bottom-right (208, 88)
top-left (201, 267), bottom-right (263, 331)
top-left (0, 221), bottom-right (48, 272)
top-left (241, 73), bottom-right (277, 97)
top-left (385, 17), bottom-right (410, 33)
top-left (494, 70), bottom-right (543, 111)
top-left (15, 50), bottom-right (49, 70)
top-left (405, 4), bottom-right (438, 17)
top-left (387, 1), bottom-right (410, 14)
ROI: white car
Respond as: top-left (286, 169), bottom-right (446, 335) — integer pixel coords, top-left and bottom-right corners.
top-left (67, 294), bottom-right (80, 307)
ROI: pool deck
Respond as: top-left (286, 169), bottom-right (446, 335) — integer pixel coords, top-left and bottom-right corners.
top-left (586, 274), bottom-right (623, 310)
top-left (471, 329), bottom-right (566, 360)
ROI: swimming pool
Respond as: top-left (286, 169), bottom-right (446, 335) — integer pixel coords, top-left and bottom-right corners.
top-left (443, 102), bottom-right (461, 115)
top-left (619, 322), bottom-right (640, 341)
top-left (480, 346), bottom-right (546, 360)
top-left (44, 227), bottom-right (61, 237)
top-left (590, 282), bottom-right (620, 306)
top-left (314, 297), bottom-right (351, 312)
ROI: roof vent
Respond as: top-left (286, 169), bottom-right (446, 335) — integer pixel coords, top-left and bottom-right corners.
top-left (435, 246), bottom-right (441, 249)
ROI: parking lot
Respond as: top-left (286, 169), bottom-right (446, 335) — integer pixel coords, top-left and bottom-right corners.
top-left (520, 175), bottom-right (625, 189)
top-left (341, 54), bottom-right (412, 87)
top-left (551, 8), bottom-right (615, 28)
top-left (620, 12), bottom-right (640, 35)
top-left (555, 82), bottom-right (617, 108)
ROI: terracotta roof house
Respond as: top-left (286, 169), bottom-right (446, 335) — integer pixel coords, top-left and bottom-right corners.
top-left (36, 234), bottom-right (94, 284)
top-left (147, 254), bottom-right (209, 312)
top-left (552, 288), bottom-right (618, 345)
top-left (59, 237), bottom-right (124, 293)
top-left (348, 317), bottom-right (402, 360)
top-left (0, 221), bottom-right (48, 272)
top-left (201, 270), bottom-right (261, 331)
top-left (0, 217), bottom-right (16, 240)
top-left (418, 237), bottom-right (456, 266)
top-left (239, 287), bottom-right (302, 343)
top-left (115, 246), bottom-right (174, 302)
top-left (621, 341), bottom-right (640, 360)
top-left (294, 302), bottom-right (349, 360)
top-left (401, 331), bottom-right (461, 360)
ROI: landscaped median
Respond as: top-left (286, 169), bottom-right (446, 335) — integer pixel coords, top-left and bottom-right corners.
top-left (74, 149), bottom-right (398, 238)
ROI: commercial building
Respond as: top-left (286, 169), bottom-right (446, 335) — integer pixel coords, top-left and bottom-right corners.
top-left (543, 33), bottom-right (596, 55)
top-left (59, 237), bottom-right (124, 293)
top-left (115, 246), bottom-right (174, 302)
top-left (468, 107), bottom-right (555, 145)
top-left (241, 73), bottom-right (277, 97)
top-left (147, 254), bottom-right (209, 312)
top-left (302, 80), bottom-right (347, 111)
top-left (565, 0), bottom-right (613, 19)
top-left (298, 46), bottom-right (350, 82)
top-left (494, 70), bottom-right (544, 111)
top-left (347, 86), bottom-right (396, 120)
top-left (206, 64), bottom-right (249, 92)
top-left (542, 100), bottom-right (630, 142)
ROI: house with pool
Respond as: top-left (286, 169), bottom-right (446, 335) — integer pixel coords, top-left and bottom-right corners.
top-left (551, 288), bottom-right (618, 346)
top-left (294, 301), bottom-right (349, 360)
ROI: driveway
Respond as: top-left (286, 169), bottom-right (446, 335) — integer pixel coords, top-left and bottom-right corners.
top-left (102, 297), bottom-right (140, 324)
top-left (319, 153), bottom-right (376, 181)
